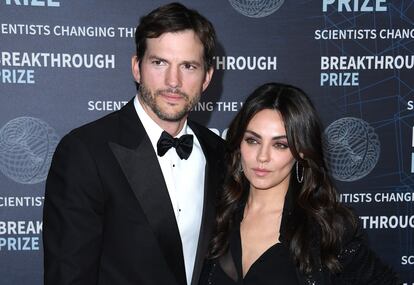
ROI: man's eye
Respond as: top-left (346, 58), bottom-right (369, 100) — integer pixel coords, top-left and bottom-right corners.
top-left (152, 60), bottom-right (165, 65)
top-left (183, 63), bottom-right (196, 70)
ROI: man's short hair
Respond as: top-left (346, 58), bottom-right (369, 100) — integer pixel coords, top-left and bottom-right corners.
top-left (135, 2), bottom-right (216, 71)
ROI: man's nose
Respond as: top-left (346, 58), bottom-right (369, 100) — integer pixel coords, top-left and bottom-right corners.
top-left (165, 66), bottom-right (182, 88)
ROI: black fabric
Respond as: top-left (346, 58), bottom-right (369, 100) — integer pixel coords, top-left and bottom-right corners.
top-left (206, 229), bottom-right (299, 285)
top-left (43, 99), bottom-right (226, 285)
top-left (200, 221), bottom-right (400, 285)
top-left (157, 131), bottom-right (193, 159)
top-left (200, 189), bottom-right (400, 285)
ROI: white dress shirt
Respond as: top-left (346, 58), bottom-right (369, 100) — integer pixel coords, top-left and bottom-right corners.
top-left (134, 96), bottom-right (206, 285)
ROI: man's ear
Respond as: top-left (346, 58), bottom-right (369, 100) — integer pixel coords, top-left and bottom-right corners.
top-left (202, 67), bottom-right (214, 91)
top-left (131, 55), bottom-right (141, 84)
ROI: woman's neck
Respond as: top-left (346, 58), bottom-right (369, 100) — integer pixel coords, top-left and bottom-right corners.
top-left (246, 185), bottom-right (288, 214)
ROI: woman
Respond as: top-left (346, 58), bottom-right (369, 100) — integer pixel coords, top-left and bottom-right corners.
top-left (200, 83), bottom-right (399, 284)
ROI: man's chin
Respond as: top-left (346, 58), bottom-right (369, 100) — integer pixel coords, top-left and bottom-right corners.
top-left (155, 109), bottom-right (188, 122)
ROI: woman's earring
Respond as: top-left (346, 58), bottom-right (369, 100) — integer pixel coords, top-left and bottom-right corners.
top-left (296, 161), bottom-right (304, 183)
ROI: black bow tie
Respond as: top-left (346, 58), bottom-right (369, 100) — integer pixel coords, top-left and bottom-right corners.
top-left (157, 131), bottom-right (193, 160)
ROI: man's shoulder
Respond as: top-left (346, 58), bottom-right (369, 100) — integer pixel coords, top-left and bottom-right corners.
top-left (69, 110), bottom-right (122, 141)
top-left (189, 120), bottom-right (224, 146)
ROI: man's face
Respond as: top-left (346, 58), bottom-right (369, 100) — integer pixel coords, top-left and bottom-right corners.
top-left (132, 30), bottom-right (213, 122)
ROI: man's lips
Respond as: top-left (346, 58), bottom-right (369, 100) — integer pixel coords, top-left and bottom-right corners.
top-left (162, 92), bottom-right (182, 98)
top-left (159, 91), bottom-right (185, 102)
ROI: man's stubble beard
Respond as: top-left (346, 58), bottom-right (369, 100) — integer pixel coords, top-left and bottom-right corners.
top-left (139, 83), bottom-right (201, 122)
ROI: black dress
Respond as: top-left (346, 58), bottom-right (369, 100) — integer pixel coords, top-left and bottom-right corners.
top-left (201, 221), bottom-right (300, 285)
top-left (199, 199), bottom-right (399, 285)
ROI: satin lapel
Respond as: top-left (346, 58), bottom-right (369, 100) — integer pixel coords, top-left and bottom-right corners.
top-left (109, 100), bottom-right (186, 285)
top-left (189, 122), bottom-right (225, 285)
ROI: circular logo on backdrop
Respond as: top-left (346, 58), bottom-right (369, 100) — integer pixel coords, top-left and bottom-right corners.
top-left (228, 0), bottom-right (285, 18)
top-left (0, 117), bottom-right (60, 184)
top-left (323, 117), bottom-right (380, 182)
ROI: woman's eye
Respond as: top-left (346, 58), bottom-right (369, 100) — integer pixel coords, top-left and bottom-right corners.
top-left (245, 137), bottom-right (258, 144)
top-left (274, 142), bottom-right (288, 149)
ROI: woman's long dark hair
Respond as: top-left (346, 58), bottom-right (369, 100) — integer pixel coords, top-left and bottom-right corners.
top-left (208, 83), bottom-right (356, 274)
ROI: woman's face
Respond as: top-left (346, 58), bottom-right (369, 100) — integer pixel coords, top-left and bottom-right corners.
top-left (240, 109), bottom-right (296, 192)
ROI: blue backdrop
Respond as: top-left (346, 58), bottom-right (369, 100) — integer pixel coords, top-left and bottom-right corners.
top-left (0, 0), bottom-right (413, 284)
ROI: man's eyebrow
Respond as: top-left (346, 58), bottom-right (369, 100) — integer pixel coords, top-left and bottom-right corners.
top-left (147, 55), bottom-right (168, 61)
top-left (182, 60), bottom-right (202, 67)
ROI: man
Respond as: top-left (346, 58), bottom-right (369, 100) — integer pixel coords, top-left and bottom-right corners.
top-left (43, 3), bottom-right (225, 285)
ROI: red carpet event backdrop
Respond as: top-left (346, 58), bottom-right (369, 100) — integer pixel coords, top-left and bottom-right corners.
top-left (0, 0), bottom-right (413, 284)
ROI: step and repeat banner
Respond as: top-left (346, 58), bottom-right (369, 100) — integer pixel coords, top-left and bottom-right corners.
top-left (0, 0), bottom-right (413, 284)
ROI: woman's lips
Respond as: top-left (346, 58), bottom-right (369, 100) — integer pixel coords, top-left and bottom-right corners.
top-left (252, 168), bottom-right (271, 177)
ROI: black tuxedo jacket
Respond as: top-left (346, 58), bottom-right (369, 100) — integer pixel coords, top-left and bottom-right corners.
top-left (43, 99), bottom-right (225, 285)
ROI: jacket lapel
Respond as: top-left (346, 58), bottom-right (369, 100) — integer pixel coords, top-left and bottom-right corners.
top-left (189, 122), bottom-right (225, 285)
top-left (109, 100), bottom-right (186, 285)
